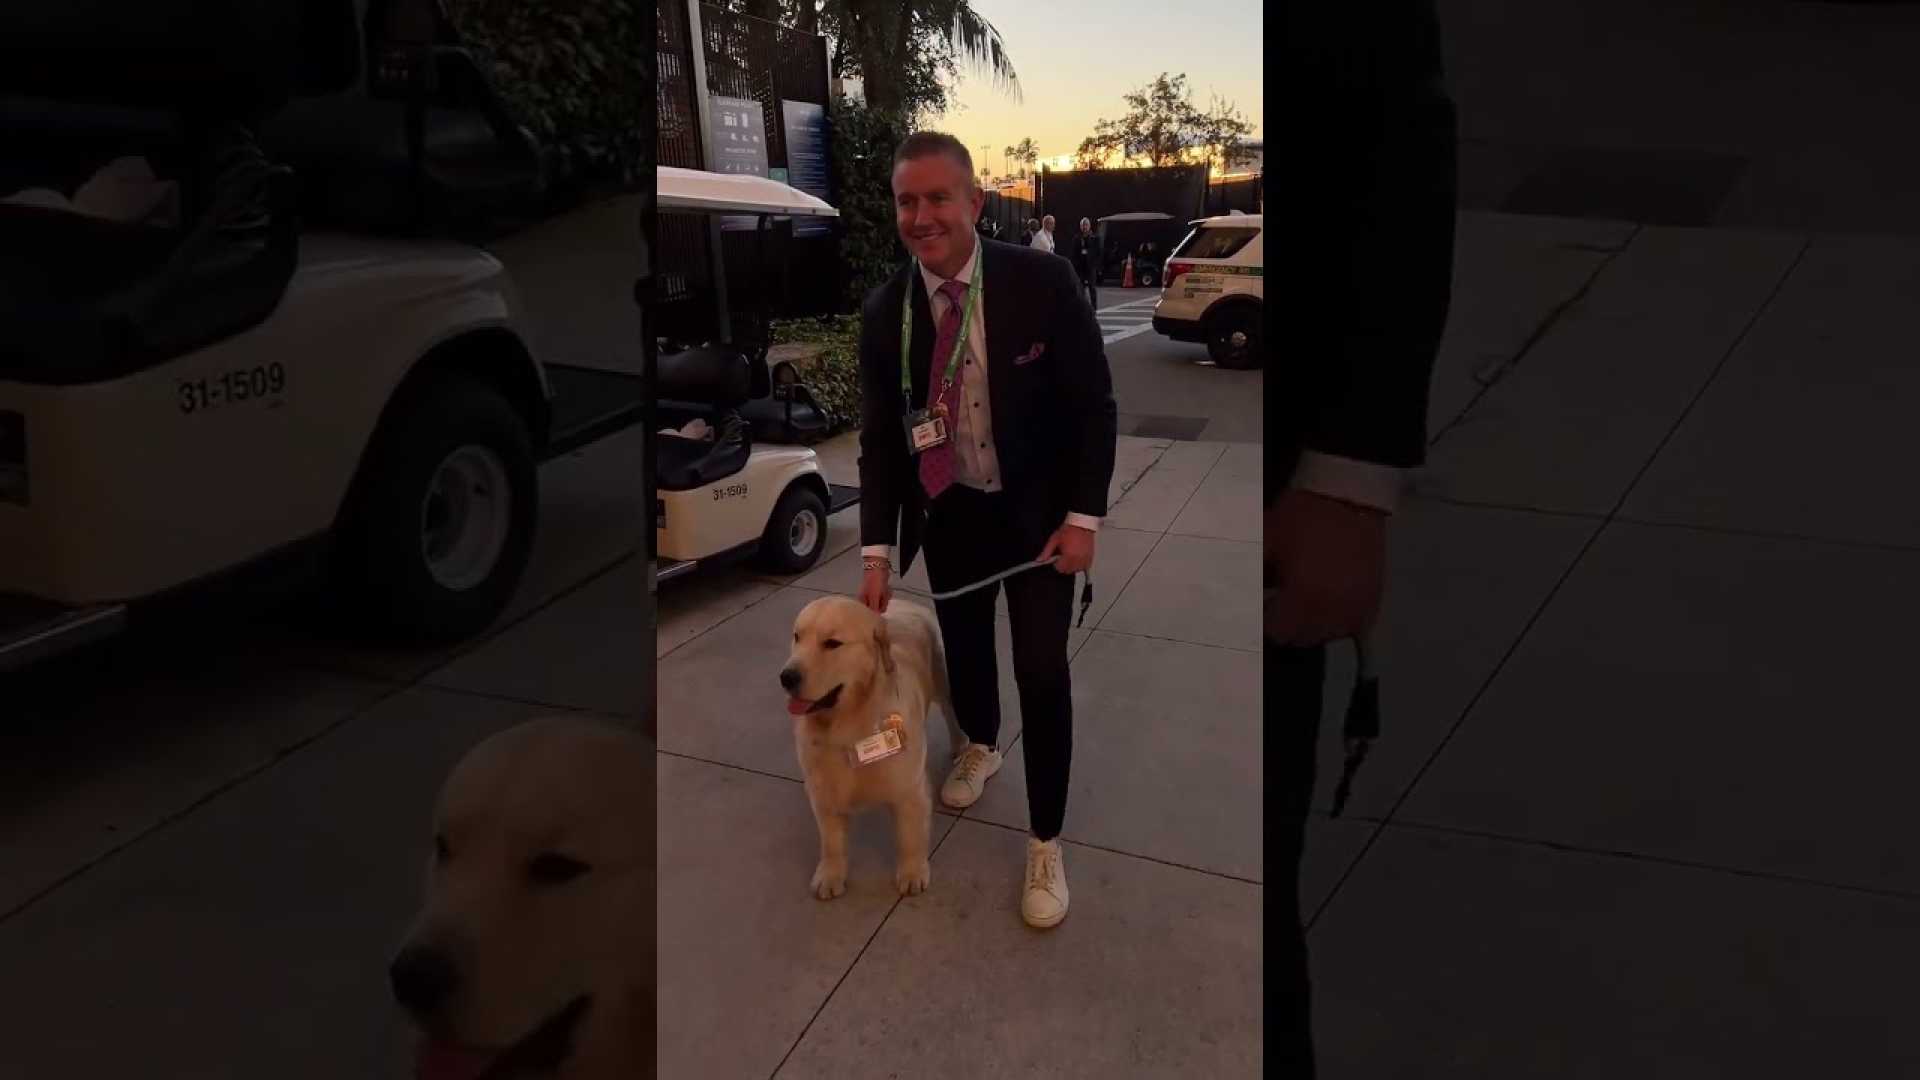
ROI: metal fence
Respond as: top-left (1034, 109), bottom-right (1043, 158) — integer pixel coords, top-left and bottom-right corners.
top-left (654, 2), bottom-right (837, 333)
top-left (1204, 173), bottom-right (1264, 216)
top-left (980, 191), bottom-right (1036, 240)
top-left (1035, 164), bottom-right (1210, 235)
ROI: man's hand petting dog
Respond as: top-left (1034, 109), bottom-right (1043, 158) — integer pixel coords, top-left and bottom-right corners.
top-left (859, 564), bottom-right (892, 613)
top-left (1039, 522), bottom-right (1096, 574)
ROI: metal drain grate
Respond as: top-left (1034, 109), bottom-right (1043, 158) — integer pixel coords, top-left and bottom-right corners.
top-left (1121, 413), bottom-right (1209, 441)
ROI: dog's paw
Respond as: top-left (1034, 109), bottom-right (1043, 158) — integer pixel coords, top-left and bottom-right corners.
top-left (811, 860), bottom-right (848, 900)
top-left (894, 858), bottom-right (931, 897)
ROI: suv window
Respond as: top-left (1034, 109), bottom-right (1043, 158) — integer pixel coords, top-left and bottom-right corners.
top-left (1172, 226), bottom-right (1258, 261)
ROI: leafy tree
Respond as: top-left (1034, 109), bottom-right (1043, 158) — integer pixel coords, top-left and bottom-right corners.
top-left (1077, 72), bottom-right (1254, 176)
top-left (798, 0), bottom-right (1017, 122)
top-left (829, 95), bottom-right (909, 307)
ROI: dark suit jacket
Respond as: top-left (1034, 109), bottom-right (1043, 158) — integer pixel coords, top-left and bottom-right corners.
top-left (858, 238), bottom-right (1119, 573)
top-left (1069, 231), bottom-right (1103, 282)
top-left (1275, 0), bottom-right (1457, 505)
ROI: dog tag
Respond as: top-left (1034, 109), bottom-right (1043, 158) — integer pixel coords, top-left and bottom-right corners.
top-left (851, 728), bottom-right (904, 767)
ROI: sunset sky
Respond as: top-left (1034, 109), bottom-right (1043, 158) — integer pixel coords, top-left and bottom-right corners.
top-left (929, 0), bottom-right (1265, 175)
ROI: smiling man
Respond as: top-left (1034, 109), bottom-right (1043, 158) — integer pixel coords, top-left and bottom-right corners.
top-left (855, 131), bottom-right (1117, 929)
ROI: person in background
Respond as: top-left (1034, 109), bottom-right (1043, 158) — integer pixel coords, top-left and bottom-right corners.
top-left (1030, 213), bottom-right (1056, 254)
top-left (1273, 3), bottom-right (1458, 1075)
top-left (1071, 217), bottom-right (1102, 309)
top-left (1021, 217), bottom-right (1039, 247)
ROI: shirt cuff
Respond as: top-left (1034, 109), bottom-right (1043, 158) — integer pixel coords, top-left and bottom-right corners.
top-left (1063, 513), bottom-right (1102, 532)
top-left (1289, 451), bottom-right (1404, 513)
top-left (860, 545), bottom-right (894, 564)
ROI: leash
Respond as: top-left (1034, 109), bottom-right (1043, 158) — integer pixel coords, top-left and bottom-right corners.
top-left (927, 557), bottom-right (1095, 628)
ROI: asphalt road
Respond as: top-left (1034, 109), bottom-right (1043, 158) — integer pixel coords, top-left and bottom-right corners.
top-left (1092, 286), bottom-right (1264, 445)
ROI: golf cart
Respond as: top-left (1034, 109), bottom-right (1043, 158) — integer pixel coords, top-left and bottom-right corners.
top-left (1094, 211), bottom-right (1189, 288)
top-left (0, 0), bottom-right (646, 671)
top-left (651, 166), bottom-right (859, 585)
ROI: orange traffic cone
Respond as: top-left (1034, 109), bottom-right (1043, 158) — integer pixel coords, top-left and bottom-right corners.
top-left (1122, 254), bottom-right (1135, 288)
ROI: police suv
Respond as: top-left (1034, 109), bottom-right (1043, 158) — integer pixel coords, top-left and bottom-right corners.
top-left (1150, 212), bottom-right (1264, 370)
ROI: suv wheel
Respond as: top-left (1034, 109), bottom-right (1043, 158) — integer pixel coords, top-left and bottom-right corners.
top-left (1206, 306), bottom-right (1263, 370)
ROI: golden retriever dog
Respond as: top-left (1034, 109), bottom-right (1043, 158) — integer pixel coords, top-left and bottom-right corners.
top-left (391, 716), bottom-right (653, 1080)
top-left (780, 594), bottom-right (959, 900)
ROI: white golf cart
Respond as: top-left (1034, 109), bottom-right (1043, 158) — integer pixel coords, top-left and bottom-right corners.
top-left (0, 0), bottom-right (646, 671)
top-left (650, 166), bottom-right (859, 585)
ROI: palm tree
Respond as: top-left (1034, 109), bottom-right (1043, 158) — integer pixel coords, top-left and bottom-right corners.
top-left (1015, 137), bottom-right (1039, 175)
top-left (816, 1), bottom-right (1019, 118)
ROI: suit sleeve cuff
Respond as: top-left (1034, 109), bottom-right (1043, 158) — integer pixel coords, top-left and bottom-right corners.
top-left (1064, 513), bottom-right (1102, 532)
top-left (1289, 451), bottom-right (1405, 514)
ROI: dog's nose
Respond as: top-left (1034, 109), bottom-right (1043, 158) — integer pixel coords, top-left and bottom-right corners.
top-left (779, 667), bottom-right (801, 692)
top-left (390, 944), bottom-right (459, 1017)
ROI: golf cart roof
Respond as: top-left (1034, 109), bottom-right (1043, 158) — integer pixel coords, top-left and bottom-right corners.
top-left (1098, 211), bottom-right (1175, 222)
top-left (656, 166), bottom-right (839, 218)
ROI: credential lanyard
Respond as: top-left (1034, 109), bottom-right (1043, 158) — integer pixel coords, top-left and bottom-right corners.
top-left (899, 252), bottom-right (984, 405)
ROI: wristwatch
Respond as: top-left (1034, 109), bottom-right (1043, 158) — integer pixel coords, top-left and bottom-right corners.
top-left (862, 555), bottom-right (892, 574)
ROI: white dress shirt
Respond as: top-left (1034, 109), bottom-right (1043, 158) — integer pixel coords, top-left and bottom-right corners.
top-left (1290, 451), bottom-right (1404, 513)
top-left (864, 238), bottom-right (1101, 568)
top-left (1030, 229), bottom-right (1055, 254)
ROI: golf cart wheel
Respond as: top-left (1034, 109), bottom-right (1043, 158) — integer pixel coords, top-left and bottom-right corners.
top-left (759, 484), bottom-right (828, 574)
top-left (334, 373), bottom-right (537, 643)
top-left (1206, 306), bottom-right (1264, 370)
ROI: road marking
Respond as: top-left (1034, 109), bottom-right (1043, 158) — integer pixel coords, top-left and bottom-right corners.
top-left (1103, 323), bottom-right (1156, 345)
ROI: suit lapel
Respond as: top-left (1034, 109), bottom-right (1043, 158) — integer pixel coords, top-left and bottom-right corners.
top-left (981, 239), bottom-right (1018, 432)
top-left (905, 263), bottom-right (936, 411)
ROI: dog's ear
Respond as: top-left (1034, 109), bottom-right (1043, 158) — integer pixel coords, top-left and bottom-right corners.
top-left (874, 616), bottom-right (896, 675)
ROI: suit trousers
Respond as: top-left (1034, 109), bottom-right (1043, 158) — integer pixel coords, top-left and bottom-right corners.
top-left (1276, 643), bottom-right (1326, 1077)
top-left (922, 484), bottom-right (1076, 840)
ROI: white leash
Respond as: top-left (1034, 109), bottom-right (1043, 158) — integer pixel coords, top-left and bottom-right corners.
top-left (926, 557), bottom-right (1095, 628)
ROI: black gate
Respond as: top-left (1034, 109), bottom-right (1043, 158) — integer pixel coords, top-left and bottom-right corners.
top-left (655, 2), bottom-right (837, 331)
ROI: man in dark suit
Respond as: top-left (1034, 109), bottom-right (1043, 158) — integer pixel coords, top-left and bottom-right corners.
top-left (1273, 2), bottom-right (1457, 1074)
top-left (1070, 216), bottom-right (1103, 308)
top-left (856, 131), bottom-right (1118, 930)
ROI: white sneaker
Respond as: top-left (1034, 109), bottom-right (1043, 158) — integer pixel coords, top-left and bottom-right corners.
top-left (1022, 837), bottom-right (1070, 929)
top-left (939, 743), bottom-right (1002, 809)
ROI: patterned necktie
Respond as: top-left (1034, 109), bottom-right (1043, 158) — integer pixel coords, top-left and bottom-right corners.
top-left (918, 278), bottom-right (970, 500)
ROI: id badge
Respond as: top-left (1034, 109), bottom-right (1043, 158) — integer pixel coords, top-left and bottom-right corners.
top-left (850, 728), bottom-right (904, 767)
top-left (904, 405), bottom-right (949, 454)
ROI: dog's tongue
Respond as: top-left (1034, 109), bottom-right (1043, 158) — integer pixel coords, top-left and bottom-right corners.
top-left (786, 697), bottom-right (812, 716)
top-left (416, 1041), bottom-right (492, 1080)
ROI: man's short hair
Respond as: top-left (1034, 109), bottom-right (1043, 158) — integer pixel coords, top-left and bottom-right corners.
top-left (1027, 218), bottom-right (1040, 229)
top-left (1042, 214), bottom-right (1055, 226)
top-left (893, 131), bottom-right (974, 183)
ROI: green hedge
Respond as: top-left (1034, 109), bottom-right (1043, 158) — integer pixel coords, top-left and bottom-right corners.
top-left (829, 96), bottom-right (907, 310)
top-left (448, 0), bottom-right (648, 189)
top-left (771, 314), bottom-right (864, 435)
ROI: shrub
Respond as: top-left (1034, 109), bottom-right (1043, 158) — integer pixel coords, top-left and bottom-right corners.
top-left (829, 96), bottom-right (907, 310)
top-left (771, 314), bottom-right (864, 434)
top-left (447, 0), bottom-right (649, 190)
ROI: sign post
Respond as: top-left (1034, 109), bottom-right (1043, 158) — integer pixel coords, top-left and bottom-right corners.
top-left (780, 99), bottom-right (831, 238)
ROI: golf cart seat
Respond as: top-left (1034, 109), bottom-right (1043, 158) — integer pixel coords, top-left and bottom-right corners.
top-left (259, 0), bottom-right (546, 234)
top-left (654, 341), bottom-right (753, 490)
top-left (0, 0), bottom-right (359, 384)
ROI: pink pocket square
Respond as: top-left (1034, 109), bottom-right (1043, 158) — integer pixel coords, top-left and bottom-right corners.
top-left (1014, 342), bottom-right (1046, 365)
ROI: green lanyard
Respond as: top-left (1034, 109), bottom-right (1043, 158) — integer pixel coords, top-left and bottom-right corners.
top-left (899, 250), bottom-right (984, 404)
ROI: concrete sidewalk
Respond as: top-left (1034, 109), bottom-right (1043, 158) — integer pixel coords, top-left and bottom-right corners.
top-left (656, 431), bottom-right (1264, 1077)
top-left (1304, 211), bottom-right (1920, 1073)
